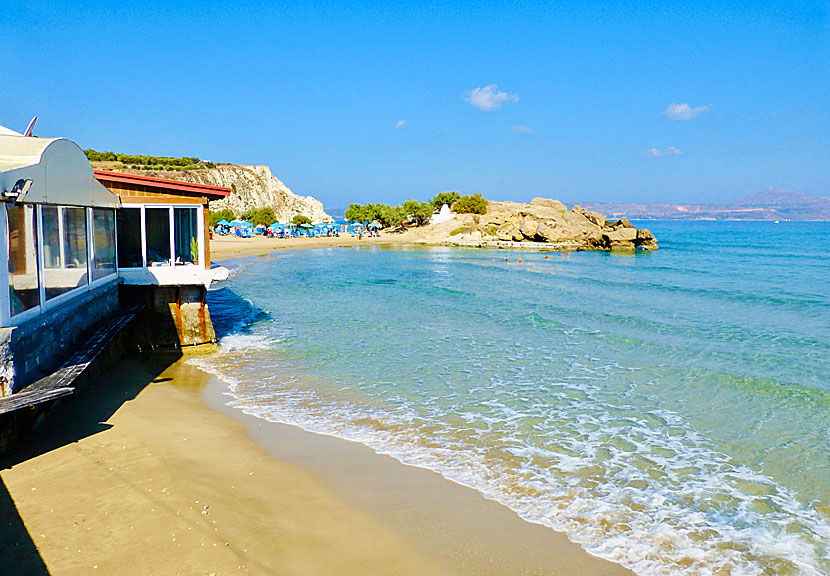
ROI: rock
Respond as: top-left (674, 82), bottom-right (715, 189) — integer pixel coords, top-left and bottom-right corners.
top-left (572, 205), bottom-right (607, 228)
top-left (167, 164), bottom-right (331, 223)
top-left (519, 217), bottom-right (539, 239)
top-left (609, 217), bottom-right (634, 229)
top-left (530, 198), bottom-right (568, 212)
top-left (635, 228), bottom-right (657, 248)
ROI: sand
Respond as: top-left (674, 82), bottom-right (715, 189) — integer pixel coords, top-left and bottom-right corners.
top-left (1, 356), bottom-right (633, 575)
top-left (210, 234), bottom-right (408, 260)
top-left (0, 235), bottom-right (635, 574)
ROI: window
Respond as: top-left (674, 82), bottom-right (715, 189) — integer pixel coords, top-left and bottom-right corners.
top-left (91, 209), bottom-right (116, 281)
top-left (43, 206), bottom-right (88, 300)
top-left (117, 208), bottom-right (142, 268)
top-left (145, 208), bottom-right (171, 266)
top-left (120, 205), bottom-right (203, 268)
top-left (7, 204), bottom-right (40, 316)
top-left (174, 207), bottom-right (199, 264)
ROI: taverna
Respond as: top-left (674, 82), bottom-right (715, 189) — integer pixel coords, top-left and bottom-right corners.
top-left (0, 122), bottom-right (229, 452)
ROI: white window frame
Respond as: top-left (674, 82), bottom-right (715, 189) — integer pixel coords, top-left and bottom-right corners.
top-left (0, 203), bottom-right (118, 328)
top-left (118, 203), bottom-right (204, 270)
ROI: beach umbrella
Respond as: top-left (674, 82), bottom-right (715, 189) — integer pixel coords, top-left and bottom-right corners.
top-left (216, 219), bottom-right (231, 226)
top-left (229, 219), bottom-right (244, 226)
top-left (286, 222), bottom-right (298, 228)
top-left (367, 221), bottom-right (381, 229)
top-left (300, 223), bottom-right (313, 228)
top-left (270, 222), bottom-right (284, 229)
top-left (240, 221), bottom-right (254, 227)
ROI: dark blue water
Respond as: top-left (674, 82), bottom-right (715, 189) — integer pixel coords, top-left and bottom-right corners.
top-left (195, 221), bottom-right (830, 576)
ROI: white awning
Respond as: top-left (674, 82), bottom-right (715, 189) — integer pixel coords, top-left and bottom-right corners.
top-left (0, 134), bottom-right (120, 208)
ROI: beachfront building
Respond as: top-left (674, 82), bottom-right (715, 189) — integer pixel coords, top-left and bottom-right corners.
top-left (93, 170), bottom-right (230, 351)
top-left (0, 128), bottom-right (123, 398)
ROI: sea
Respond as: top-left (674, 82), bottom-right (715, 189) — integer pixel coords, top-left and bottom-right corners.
top-left (191, 221), bottom-right (830, 576)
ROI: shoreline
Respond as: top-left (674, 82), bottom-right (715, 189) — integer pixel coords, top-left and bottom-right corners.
top-left (1, 354), bottom-right (633, 575)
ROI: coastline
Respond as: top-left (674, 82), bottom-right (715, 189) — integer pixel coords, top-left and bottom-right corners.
top-left (0, 355), bottom-right (633, 575)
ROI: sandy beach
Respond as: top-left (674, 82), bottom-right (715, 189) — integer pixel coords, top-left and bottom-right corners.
top-left (209, 232), bottom-right (409, 260)
top-left (1, 341), bottom-right (633, 574)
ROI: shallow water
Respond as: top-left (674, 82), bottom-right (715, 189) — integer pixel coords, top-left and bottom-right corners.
top-left (193, 221), bottom-right (830, 576)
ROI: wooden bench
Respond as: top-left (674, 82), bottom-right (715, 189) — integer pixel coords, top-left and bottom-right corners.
top-left (0, 305), bottom-right (144, 416)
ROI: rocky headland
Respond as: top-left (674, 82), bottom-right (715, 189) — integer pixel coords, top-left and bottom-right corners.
top-left (405, 198), bottom-right (657, 251)
top-left (91, 161), bottom-right (332, 223)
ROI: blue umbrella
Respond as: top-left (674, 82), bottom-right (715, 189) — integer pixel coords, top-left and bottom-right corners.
top-left (270, 222), bottom-right (284, 229)
top-left (216, 219), bottom-right (231, 226)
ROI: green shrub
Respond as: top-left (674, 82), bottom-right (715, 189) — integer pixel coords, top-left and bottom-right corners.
top-left (210, 209), bottom-right (236, 227)
top-left (292, 214), bottom-right (312, 226)
top-left (452, 193), bottom-right (488, 214)
top-left (429, 191), bottom-right (460, 210)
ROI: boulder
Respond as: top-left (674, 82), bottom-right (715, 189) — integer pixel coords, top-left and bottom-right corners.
top-left (572, 205), bottom-right (607, 228)
top-left (530, 198), bottom-right (568, 212)
top-left (519, 217), bottom-right (539, 239)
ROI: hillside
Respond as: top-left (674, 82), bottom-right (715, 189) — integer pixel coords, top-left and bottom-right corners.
top-left (89, 160), bottom-right (332, 223)
top-left (577, 188), bottom-right (830, 221)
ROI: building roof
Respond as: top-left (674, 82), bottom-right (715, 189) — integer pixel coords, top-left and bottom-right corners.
top-left (0, 134), bottom-right (120, 208)
top-left (93, 170), bottom-right (231, 200)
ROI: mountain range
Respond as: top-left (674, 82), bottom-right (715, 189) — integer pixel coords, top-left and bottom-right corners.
top-left (575, 188), bottom-right (830, 221)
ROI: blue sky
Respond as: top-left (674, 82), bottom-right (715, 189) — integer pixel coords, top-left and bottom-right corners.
top-left (2, 1), bottom-right (828, 208)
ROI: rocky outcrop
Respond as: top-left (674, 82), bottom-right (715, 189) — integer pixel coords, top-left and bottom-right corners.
top-left (162, 164), bottom-right (331, 223)
top-left (408, 199), bottom-right (657, 251)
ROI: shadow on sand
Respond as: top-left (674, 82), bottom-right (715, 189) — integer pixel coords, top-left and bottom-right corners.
top-left (0, 351), bottom-right (182, 575)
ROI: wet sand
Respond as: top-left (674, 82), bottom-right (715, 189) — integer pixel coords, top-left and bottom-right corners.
top-left (1, 357), bottom-right (633, 575)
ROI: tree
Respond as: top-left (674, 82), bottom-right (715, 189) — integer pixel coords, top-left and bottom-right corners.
top-left (292, 214), bottom-right (312, 226)
top-left (210, 208), bottom-right (236, 227)
top-left (242, 207), bottom-right (276, 226)
top-left (402, 200), bottom-right (434, 226)
top-left (429, 191), bottom-right (460, 211)
top-left (452, 193), bottom-right (488, 214)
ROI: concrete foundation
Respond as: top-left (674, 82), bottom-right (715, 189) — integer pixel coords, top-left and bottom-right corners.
top-left (119, 284), bottom-right (217, 353)
top-left (0, 282), bottom-right (120, 397)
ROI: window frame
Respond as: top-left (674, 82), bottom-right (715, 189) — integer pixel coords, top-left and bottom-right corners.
top-left (117, 203), bottom-right (205, 271)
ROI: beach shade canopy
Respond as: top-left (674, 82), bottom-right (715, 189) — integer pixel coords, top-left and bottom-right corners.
top-left (367, 221), bottom-right (381, 228)
top-left (229, 219), bottom-right (244, 226)
top-left (270, 222), bottom-right (284, 229)
top-left (286, 222), bottom-right (298, 228)
top-left (216, 219), bottom-right (231, 226)
top-left (300, 223), bottom-right (314, 228)
top-left (240, 220), bottom-right (254, 227)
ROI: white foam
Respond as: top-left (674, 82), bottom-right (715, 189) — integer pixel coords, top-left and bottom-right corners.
top-left (193, 343), bottom-right (830, 576)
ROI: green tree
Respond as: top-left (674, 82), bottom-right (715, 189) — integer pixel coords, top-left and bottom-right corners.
top-left (292, 214), bottom-right (312, 226)
top-left (452, 193), bottom-right (488, 214)
top-left (429, 191), bottom-right (460, 211)
top-left (402, 200), bottom-right (435, 226)
top-left (242, 207), bottom-right (277, 226)
top-left (345, 203), bottom-right (369, 224)
top-left (210, 208), bottom-right (236, 227)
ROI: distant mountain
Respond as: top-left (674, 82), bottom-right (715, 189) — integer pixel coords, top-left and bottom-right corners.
top-left (576, 188), bottom-right (830, 221)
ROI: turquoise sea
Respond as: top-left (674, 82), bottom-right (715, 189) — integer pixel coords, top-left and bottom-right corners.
top-left (192, 221), bottom-right (830, 576)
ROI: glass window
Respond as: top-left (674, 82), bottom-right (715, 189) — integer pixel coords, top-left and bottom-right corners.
top-left (7, 204), bottom-right (40, 316)
top-left (44, 207), bottom-right (88, 300)
top-left (145, 208), bottom-right (171, 266)
top-left (116, 208), bottom-right (143, 268)
top-left (41, 206), bottom-right (60, 269)
top-left (174, 207), bottom-right (198, 264)
top-left (91, 209), bottom-right (116, 281)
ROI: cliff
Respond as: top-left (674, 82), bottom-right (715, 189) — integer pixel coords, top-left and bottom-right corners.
top-left (404, 198), bottom-right (657, 251)
top-left (91, 162), bottom-right (332, 223)
top-left (174, 164), bottom-right (332, 223)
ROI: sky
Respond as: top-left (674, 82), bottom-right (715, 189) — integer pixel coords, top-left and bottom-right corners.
top-left (2, 1), bottom-right (828, 209)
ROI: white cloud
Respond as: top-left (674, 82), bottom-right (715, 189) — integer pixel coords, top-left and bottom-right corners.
top-left (464, 84), bottom-right (519, 111)
top-left (648, 146), bottom-right (683, 157)
top-left (662, 103), bottom-right (710, 121)
top-left (395, 120), bottom-right (407, 129)
top-left (512, 125), bottom-right (534, 134)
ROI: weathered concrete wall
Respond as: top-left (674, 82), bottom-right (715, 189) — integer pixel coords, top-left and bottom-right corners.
top-left (119, 284), bottom-right (217, 352)
top-left (0, 283), bottom-right (120, 396)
